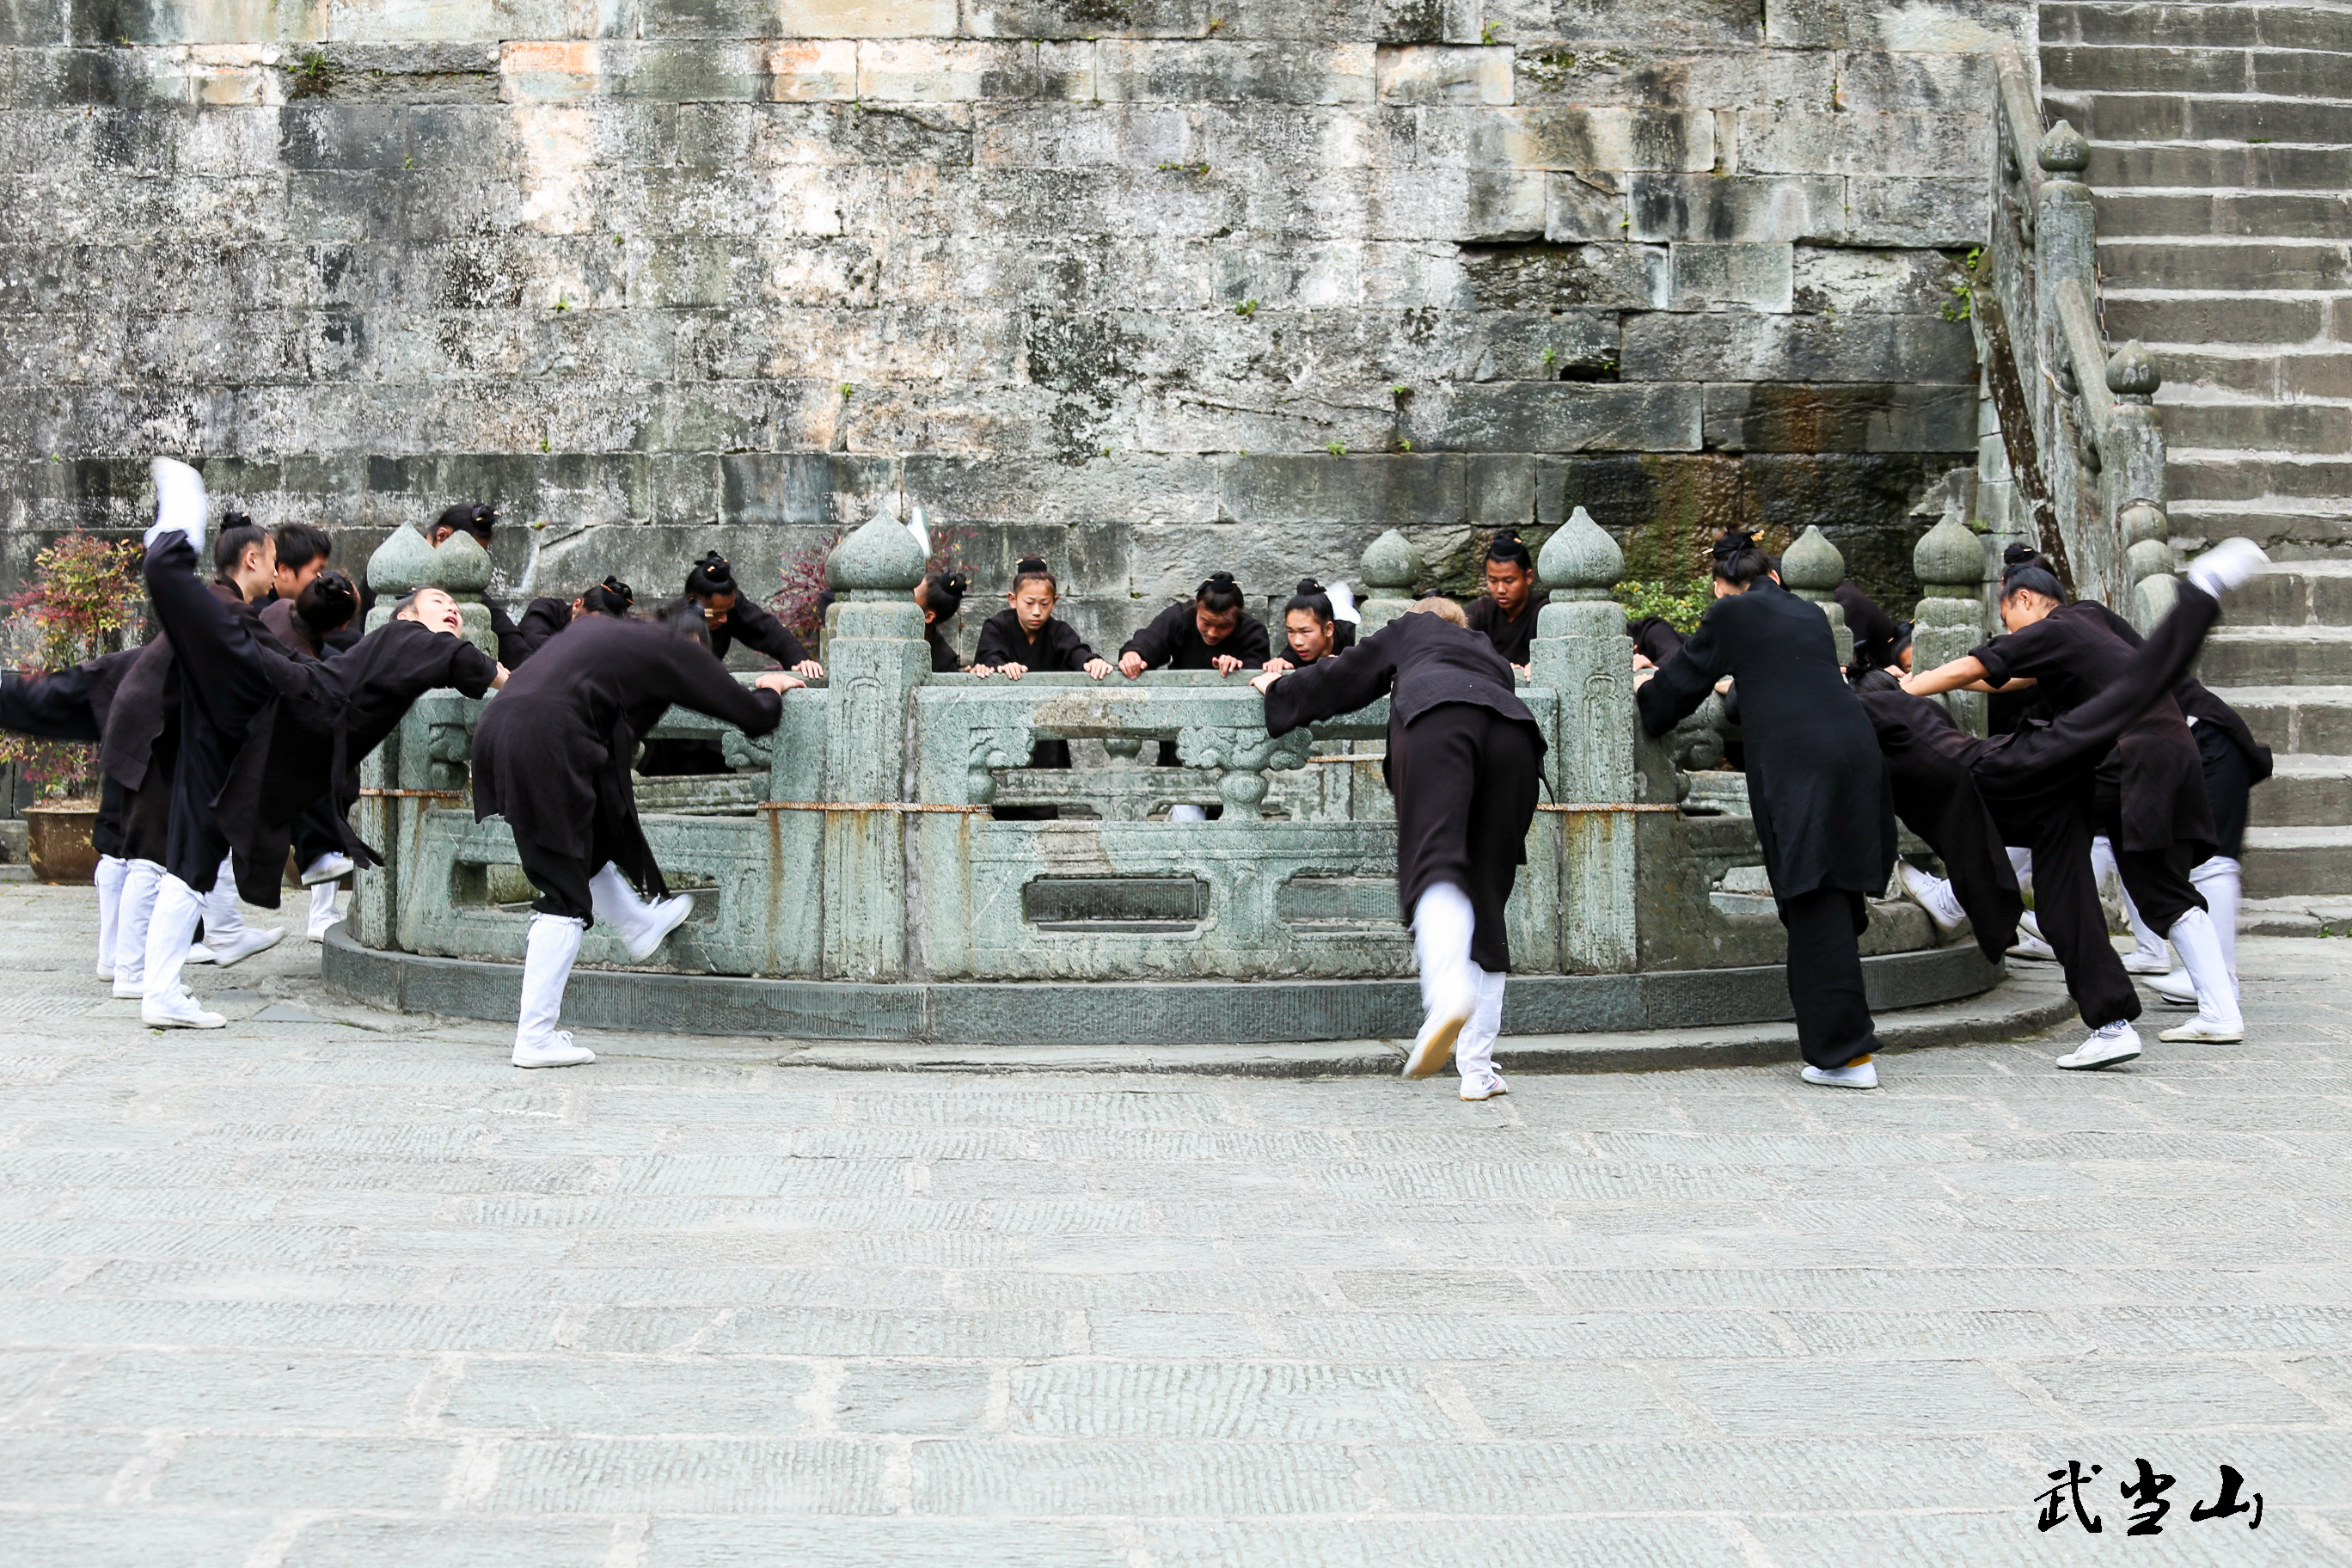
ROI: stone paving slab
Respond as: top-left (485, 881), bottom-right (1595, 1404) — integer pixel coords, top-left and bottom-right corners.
top-left (0, 883), bottom-right (2349, 1564)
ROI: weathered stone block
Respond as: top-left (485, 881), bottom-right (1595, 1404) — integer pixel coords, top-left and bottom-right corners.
top-left (1742, 109), bottom-right (1992, 178)
top-left (1544, 170), bottom-right (1626, 241)
top-left (857, 40), bottom-right (1039, 102)
top-left (1095, 41), bottom-right (1375, 104)
top-left (1668, 242), bottom-right (1792, 311)
top-left (1626, 173), bottom-right (1844, 243)
top-left (1486, 0), bottom-right (1763, 47)
top-left (1702, 382), bottom-right (1976, 454)
top-left (1374, 43), bottom-right (1510, 104)
top-left (1418, 106), bottom-right (1717, 173)
top-left (1623, 312), bottom-right (1975, 383)
top-left (1418, 383), bottom-right (1704, 453)
top-left (962, 0), bottom-right (1210, 40)
top-left (1792, 246), bottom-right (1964, 315)
top-left (776, 0), bottom-right (960, 38)
top-left (1841, 177), bottom-right (1987, 247)
top-left (765, 40), bottom-right (857, 101)
top-left (1219, 452), bottom-right (1465, 524)
top-left (1366, 168), bottom-right (1545, 241)
top-left (1773, 0), bottom-right (2024, 49)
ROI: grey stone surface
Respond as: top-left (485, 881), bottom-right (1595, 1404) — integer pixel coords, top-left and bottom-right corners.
top-left (4, 883), bottom-right (2352, 1562)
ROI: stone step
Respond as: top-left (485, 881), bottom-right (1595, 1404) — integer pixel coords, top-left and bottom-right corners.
top-left (2201, 625), bottom-right (2352, 685)
top-left (2168, 505), bottom-right (2352, 556)
top-left (2098, 242), bottom-right (2352, 293)
top-left (2160, 400), bottom-right (2352, 455)
top-left (2092, 190), bottom-right (2352, 241)
top-left (2087, 141), bottom-right (2352, 191)
top-left (2141, 346), bottom-right (2352, 401)
top-left (2104, 291), bottom-right (2343, 346)
top-left (2167, 456), bottom-right (2352, 505)
top-left (2252, 754), bottom-right (2352, 829)
top-left (2215, 558), bottom-right (2352, 627)
top-left (2049, 89), bottom-right (2352, 145)
top-left (2202, 683), bottom-right (2352, 755)
top-left (2243, 826), bottom-right (2352, 899)
top-left (2046, 3), bottom-right (2352, 53)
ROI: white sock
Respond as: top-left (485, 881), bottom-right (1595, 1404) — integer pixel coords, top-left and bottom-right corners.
top-left (2092, 836), bottom-right (2167, 964)
top-left (94, 854), bottom-right (127, 974)
top-left (2166, 905), bottom-right (2241, 1026)
top-left (203, 854), bottom-right (247, 945)
top-left (1412, 882), bottom-right (1476, 1012)
top-left (2005, 846), bottom-right (2033, 903)
top-left (1455, 967), bottom-right (1506, 1080)
top-left (518, 913), bottom-right (585, 1050)
top-left (2190, 855), bottom-right (2240, 983)
top-left (588, 862), bottom-right (652, 931)
top-left (113, 859), bottom-right (163, 991)
top-left (307, 881), bottom-right (340, 932)
top-left (145, 456), bottom-right (207, 554)
top-left (1168, 804), bottom-right (1207, 823)
top-left (144, 874), bottom-right (205, 1004)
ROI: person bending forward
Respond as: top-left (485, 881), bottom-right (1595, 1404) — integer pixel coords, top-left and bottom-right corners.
top-left (1638, 531), bottom-right (1898, 1091)
top-left (470, 605), bottom-right (801, 1068)
top-left (1254, 598), bottom-right (1545, 1099)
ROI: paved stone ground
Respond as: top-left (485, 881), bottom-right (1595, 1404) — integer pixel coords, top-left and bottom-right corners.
top-left (3, 880), bottom-right (2350, 1566)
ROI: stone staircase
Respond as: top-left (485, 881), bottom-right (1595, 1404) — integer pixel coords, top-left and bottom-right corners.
top-left (2043, 2), bottom-right (2352, 926)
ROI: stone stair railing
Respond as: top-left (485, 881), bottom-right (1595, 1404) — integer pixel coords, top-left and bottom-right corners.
top-left (1982, 39), bottom-right (2179, 633)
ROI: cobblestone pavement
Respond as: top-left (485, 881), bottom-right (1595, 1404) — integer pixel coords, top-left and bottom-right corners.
top-left (2, 879), bottom-right (2349, 1566)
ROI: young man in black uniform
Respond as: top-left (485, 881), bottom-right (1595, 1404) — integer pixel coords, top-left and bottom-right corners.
top-left (1638, 531), bottom-right (1898, 1090)
top-left (1254, 597), bottom-right (1544, 1099)
top-left (640, 552), bottom-right (825, 776)
top-left (1121, 573), bottom-right (1272, 819)
top-left (1463, 530), bottom-right (1547, 672)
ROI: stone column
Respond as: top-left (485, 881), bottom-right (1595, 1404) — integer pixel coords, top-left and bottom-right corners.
top-left (1356, 529), bottom-right (1419, 634)
top-left (818, 504), bottom-right (928, 981)
top-left (1529, 506), bottom-right (1640, 973)
top-left (1780, 525), bottom-right (1853, 670)
top-left (1913, 513), bottom-right (1990, 735)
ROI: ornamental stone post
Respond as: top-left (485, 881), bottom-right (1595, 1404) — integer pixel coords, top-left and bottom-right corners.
top-left (1529, 506), bottom-right (1639, 973)
top-left (1780, 525), bottom-right (1853, 670)
top-left (818, 503), bottom-right (928, 981)
top-left (1913, 513), bottom-right (1990, 735)
top-left (1357, 529), bottom-right (1418, 634)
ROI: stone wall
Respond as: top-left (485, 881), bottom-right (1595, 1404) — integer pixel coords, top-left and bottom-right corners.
top-left (0, 2), bottom-right (2019, 650)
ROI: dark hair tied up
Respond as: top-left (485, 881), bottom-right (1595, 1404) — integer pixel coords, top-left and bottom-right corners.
top-left (1196, 571), bottom-right (1243, 614)
top-left (1015, 556), bottom-right (1050, 576)
top-left (433, 502), bottom-right (496, 544)
top-left (221, 509), bottom-right (254, 531)
top-left (684, 551), bottom-right (735, 599)
top-left (582, 575), bottom-right (634, 616)
top-left (1711, 530), bottom-right (1757, 564)
top-left (1709, 529), bottom-right (1773, 588)
top-left (1284, 578), bottom-right (1335, 622)
top-left (922, 570), bottom-right (968, 620)
top-left (654, 595), bottom-right (713, 648)
top-left (1486, 529), bottom-right (1534, 569)
top-left (2002, 542), bottom-right (2039, 568)
top-left (2001, 565), bottom-right (2065, 603)
top-left (296, 568), bottom-right (359, 638)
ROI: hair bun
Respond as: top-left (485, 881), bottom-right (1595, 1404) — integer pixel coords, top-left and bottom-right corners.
top-left (1015, 555), bottom-right (1050, 574)
top-left (1204, 570), bottom-right (1236, 587)
top-left (1493, 528), bottom-right (1521, 542)
top-left (1295, 577), bottom-right (1322, 594)
top-left (945, 572), bottom-right (969, 593)
top-left (1711, 529), bottom-right (1757, 562)
top-left (600, 574), bottom-right (634, 604)
top-left (222, 510), bottom-right (254, 530)
top-left (2002, 542), bottom-right (2037, 567)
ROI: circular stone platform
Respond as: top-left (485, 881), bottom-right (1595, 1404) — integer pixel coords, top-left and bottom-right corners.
top-left (322, 929), bottom-right (2005, 1046)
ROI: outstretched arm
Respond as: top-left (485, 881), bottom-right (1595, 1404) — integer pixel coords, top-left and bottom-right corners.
top-left (1634, 608), bottom-right (1732, 738)
top-left (1256, 620), bottom-right (1400, 735)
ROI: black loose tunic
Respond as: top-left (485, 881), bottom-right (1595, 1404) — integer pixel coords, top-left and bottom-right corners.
top-left (974, 609), bottom-right (1100, 671)
top-left (472, 616), bottom-right (783, 897)
top-left (1466, 591), bottom-right (1549, 666)
top-left (1119, 601), bottom-right (1271, 670)
top-left (708, 596), bottom-right (812, 667)
top-left (1853, 684), bottom-right (2023, 963)
top-left (0, 646), bottom-right (142, 743)
top-left (1835, 582), bottom-right (1902, 671)
top-left (1638, 580), bottom-right (1896, 901)
top-left (512, 597), bottom-right (573, 661)
top-left (1969, 600), bottom-right (2212, 856)
top-left (925, 623), bottom-right (963, 673)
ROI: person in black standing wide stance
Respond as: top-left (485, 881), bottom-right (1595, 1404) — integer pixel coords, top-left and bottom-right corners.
top-left (1638, 530), bottom-right (1898, 1089)
top-left (1254, 597), bottom-right (1545, 1098)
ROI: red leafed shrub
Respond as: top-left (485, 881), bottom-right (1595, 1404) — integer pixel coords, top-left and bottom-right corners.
top-left (0, 534), bottom-right (144, 798)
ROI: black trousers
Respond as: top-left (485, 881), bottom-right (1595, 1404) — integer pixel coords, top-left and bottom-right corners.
top-left (1389, 702), bottom-right (1542, 973)
top-left (292, 796), bottom-right (347, 869)
top-left (1778, 886), bottom-right (1881, 1069)
top-left (2198, 720), bottom-right (2254, 861)
top-left (1990, 787), bottom-right (2141, 1030)
top-left (93, 774), bottom-right (126, 858)
top-left (2092, 787), bottom-right (2205, 932)
top-left (514, 832), bottom-right (596, 924)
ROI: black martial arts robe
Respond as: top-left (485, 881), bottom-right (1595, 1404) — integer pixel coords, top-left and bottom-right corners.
top-left (1466, 591), bottom-right (1549, 666)
top-left (640, 597), bottom-right (807, 776)
top-left (1626, 616), bottom-right (1687, 668)
top-left (1836, 582), bottom-right (1902, 672)
top-left (1638, 580), bottom-right (1895, 1071)
top-left (2077, 601), bottom-right (2271, 861)
top-left (1263, 611), bottom-right (1545, 973)
top-left (972, 609), bottom-right (1103, 806)
top-left (3, 647), bottom-right (143, 856)
top-left (1123, 601), bottom-right (1274, 769)
top-left (925, 622), bottom-right (962, 673)
top-left (481, 594), bottom-right (530, 670)
top-left (1853, 683), bottom-right (2024, 965)
top-left (471, 616), bottom-right (782, 910)
top-left (512, 597), bottom-right (574, 662)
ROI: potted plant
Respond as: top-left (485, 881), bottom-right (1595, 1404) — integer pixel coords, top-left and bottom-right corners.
top-left (1, 533), bottom-right (144, 883)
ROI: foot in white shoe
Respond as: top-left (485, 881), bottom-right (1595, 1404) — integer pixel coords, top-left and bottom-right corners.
top-left (205, 927), bottom-right (283, 967)
top-left (1459, 1072), bottom-right (1508, 1101)
top-left (2121, 951), bottom-right (2172, 975)
top-left (299, 851), bottom-right (355, 885)
top-left (2159, 1014), bottom-right (2245, 1044)
top-left (2006, 934), bottom-right (2059, 962)
top-left (513, 1031), bottom-right (595, 1069)
top-left (1801, 1057), bottom-right (1879, 1089)
top-left (306, 910), bottom-right (340, 941)
top-left (1896, 861), bottom-right (1968, 940)
top-left (2056, 1020), bottom-right (2141, 1070)
top-left (2184, 536), bottom-right (2269, 597)
top-left (1406, 983), bottom-right (1476, 1081)
top-left (619, 894), bottom-right (695, 963)
top-left (187, 942), bottom-right (217, 966)
top-left (142, 990), bottom-right (225, 1030)
top-left (95, 963), bottom-right (114, 983)
top-left (2151, 968), bottom-right (2197, 1007)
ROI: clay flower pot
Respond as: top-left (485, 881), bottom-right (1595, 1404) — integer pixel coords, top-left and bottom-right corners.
top-left (24, 799), bottom-right (100, 885)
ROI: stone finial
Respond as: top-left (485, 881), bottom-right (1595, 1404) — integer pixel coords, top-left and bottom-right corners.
top-left (364, 523), bottom-right (438, 597)
top-left (1913, 514), bottom-right (1983, 594)
top-left (432, 530), bottom-right (493, 597)
top-left (2120, 499), bottom-right (2167, 547)
top-left (1535, 505), bottom-right (1620, 599)
top-left (826, 500), bottom-right (927, 594)
top-left (1779, 524), bottom-right (1844, 593)
top-left (2105, 340), bottom-right (2160, 401)
top-left (2038, 119), bottom-right (2089, 179)
top-left (1359, 529), bottom-right (1419, 593)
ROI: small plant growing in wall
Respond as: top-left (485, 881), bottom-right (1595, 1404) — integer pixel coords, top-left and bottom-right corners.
top-left (1233, 298), bottom-right (1259, 319)
top-left (288, 50), bottom-right (336, 100)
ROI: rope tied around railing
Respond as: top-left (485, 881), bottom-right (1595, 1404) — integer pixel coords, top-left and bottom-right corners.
top-left (759, 801), bottom-right (990, 814)
top-left (357, 788), bottom-right (467, 801)
top-left (1536, 803), bottom-right (1684, 814)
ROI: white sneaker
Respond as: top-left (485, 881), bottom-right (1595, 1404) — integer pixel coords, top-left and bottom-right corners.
top-left (95, 961), bottom-right (113, 983)
top-left (2184, 536), bottom-right (2269, 597)
top-left (299, 852), bottom-right (355, 885)
top-left (2055, 1020), bottom-right (2141, 1070)
top-left (513, 1031), bottom-right (595, 1069)
top-left (1801, 1057), bottom-right (1879, 1089)
top-left (2150, 968), bottom-right (2197, 1007)
top-left (2159, 1014), bottom-right (2245, 1044)
top-left (205, 926), bottom-right (283, 967)
top-left (186, 942), bottom-right (217, 966)
top-left (2006, 933), bottom-right (2059, 962)
top-left (1895, 861), bottom-right (1969, 940)
top-left (141, 989), bottom-right (225, 1030)
top-left (1459, 1072), bottom-right (1509, 1101)
top-left (618, 894), bottom-right (694, 963)
top-left (1405, 978), bottom-right (1476, 1081)
top-left (306, 907), bottom-right (340, 942)
top-left (2122, 949), bottom-right (2172, 975)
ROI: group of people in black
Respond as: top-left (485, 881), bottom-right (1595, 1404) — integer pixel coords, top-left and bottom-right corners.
top-left (0, 469), bottom-right (2275, 1095)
